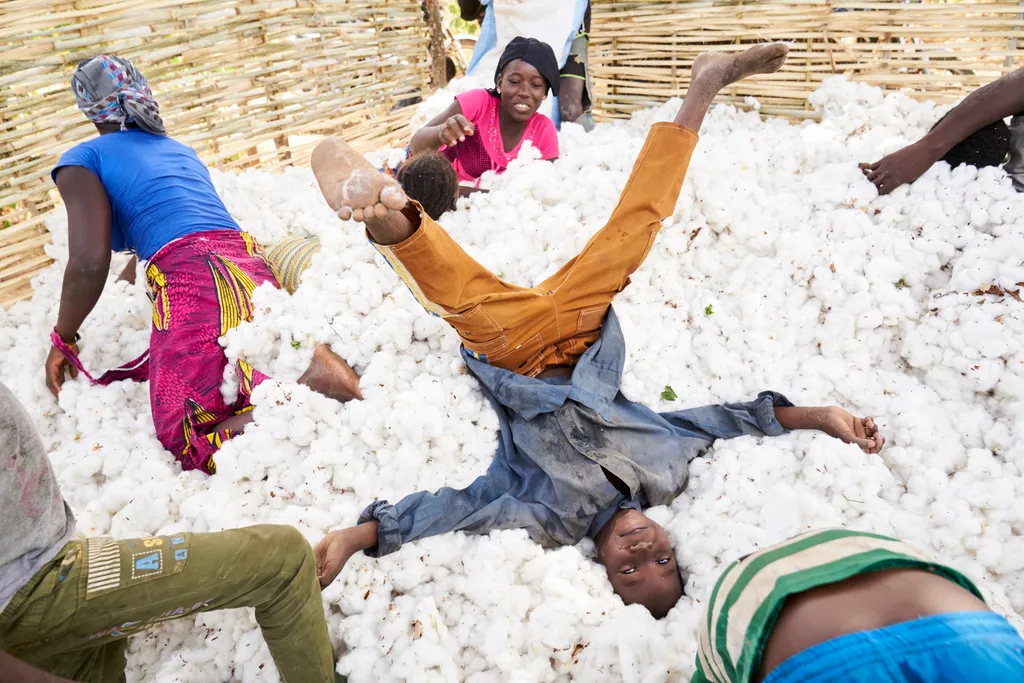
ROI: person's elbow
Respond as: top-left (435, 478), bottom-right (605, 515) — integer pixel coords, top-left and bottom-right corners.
top-left (66, 251), bottom-right (111, 283)
top-left (409, 129), bottom-right (433, 154)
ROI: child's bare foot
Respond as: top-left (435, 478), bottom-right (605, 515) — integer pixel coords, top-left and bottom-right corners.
top-left (311, 138), bottom-right (408, 223)
top-left (691, 42), bottom-right (789, 92)
top-left (298, 343), bottom-right (363, 402)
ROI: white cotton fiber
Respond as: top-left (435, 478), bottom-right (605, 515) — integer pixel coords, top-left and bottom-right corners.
top-left (1, 75), bottom-right (1022, 681)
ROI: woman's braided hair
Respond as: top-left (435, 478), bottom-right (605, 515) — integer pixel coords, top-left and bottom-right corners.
top-left (397, 151), bottom-right (460, 220)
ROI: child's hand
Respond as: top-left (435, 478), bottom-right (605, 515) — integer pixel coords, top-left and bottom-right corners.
top-left (817, 407), bottom-right (885, 454)
top-left (314, 529), bottom-right (359, 589)
top-left (45, 344), bottom-right (78, 398)
top-left (314, 521), bottom-right (379, 589)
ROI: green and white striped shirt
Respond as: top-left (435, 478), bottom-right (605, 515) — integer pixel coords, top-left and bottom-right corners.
top-left (691, 528), bottom-right (984, 683)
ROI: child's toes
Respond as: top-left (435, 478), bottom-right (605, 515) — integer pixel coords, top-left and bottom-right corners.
top-left (352, 208), bottom-right (365, 222)
top-left (380, 184), bottom-right (408, 210)
top-left (373, 203), bottom-right (389, 218)
top-left (338, 206), bottom-right (353, 221)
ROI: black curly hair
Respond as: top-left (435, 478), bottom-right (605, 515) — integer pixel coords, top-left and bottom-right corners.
top-left (933, 112), bottom-right (1011, 170)
top-left (396, 151), bottom-right (459, 221)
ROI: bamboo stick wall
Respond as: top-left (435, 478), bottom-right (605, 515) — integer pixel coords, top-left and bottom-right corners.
top-left (0, 0), bottom-right (431, 306)
top-left (591, 0), bottom-right (1024, 120)
top-left (3, 1), bottom-right (1023, 306)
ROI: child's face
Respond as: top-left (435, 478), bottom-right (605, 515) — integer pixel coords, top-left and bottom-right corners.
top-left (595, 509), bottom-right (682, 618)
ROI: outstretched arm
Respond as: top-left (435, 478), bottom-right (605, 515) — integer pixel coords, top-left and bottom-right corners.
top-left (45, 166), bottom-right (113, 397)
top-left (409, 100), bottom-right (475, 155)
top-left (316, 467), bottom-right (570, 587)
top-left (775, 406), bottom-right (884, 454)
top-left (662, 392), bottom-right (884, 454)
top-left (861, 68), bottom-right (1024, 194)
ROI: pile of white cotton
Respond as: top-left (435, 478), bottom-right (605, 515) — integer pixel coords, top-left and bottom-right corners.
top-left (1, 75), bottom-right (1022, 682)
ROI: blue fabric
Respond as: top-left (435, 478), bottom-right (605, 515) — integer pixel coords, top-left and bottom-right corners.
top-left (467, 1), bottom-right (497, 76)
top-left (551, 0), bottom-right (590, 130)
top-left (764, 611), bottom-right (1024, 683)
top-left (360, 307), bottom-right (792, 555)
top-left (562, 0), bottom-right (590, 68)
top-left (51, 130), bottom-right (240, 260)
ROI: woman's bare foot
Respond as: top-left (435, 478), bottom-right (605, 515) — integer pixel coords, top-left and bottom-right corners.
top-left (311, 138), bottom-right (408, 223)
top-left (297, 343), bottom-right (363, 402)
top-left (117, 255), bottom-right (138, 285)
top-left (690, 42), bottom-right (790, 92)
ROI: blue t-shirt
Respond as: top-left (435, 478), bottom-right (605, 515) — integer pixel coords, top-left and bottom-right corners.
top-left (51, 130), bottom-right (240, 260)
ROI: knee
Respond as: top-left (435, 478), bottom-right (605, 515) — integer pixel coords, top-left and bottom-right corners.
top-left (252, 525), bottom-right (315, 574)
top-left (266, 525), bottom-right (312, 553)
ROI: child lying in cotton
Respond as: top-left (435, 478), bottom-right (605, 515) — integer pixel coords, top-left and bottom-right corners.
top-left (312, 43), bottom-right (885, 617)
top-left (693, 528), bottom-right (1024, 682)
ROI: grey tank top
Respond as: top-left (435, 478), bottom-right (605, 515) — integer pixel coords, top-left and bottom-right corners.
top-left (0, 381), bottom-right (76, 612)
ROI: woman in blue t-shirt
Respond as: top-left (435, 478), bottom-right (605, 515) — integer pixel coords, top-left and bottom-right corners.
top-left (44, 55), bottom-right (361, 474)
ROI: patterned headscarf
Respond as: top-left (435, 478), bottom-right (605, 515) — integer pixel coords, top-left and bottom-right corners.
top-left (71, 55), bottom-right (166, 136)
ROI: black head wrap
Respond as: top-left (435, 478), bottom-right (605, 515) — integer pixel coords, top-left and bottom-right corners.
top-left (492, 36), bottom-right (560, 97)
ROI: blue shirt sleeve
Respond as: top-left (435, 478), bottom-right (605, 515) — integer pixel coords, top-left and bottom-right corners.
top-left (658, 391), bottom-right (794, 440)
top-left (51, 144), bottom-right (127, 253)
top-left (359, 469), bottom-right (575, 556)
top-left (51, 143), bottom-right (101, 185)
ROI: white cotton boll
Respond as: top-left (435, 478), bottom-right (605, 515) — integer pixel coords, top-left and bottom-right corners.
top-left (6, 75), bottom-right (1024, 682)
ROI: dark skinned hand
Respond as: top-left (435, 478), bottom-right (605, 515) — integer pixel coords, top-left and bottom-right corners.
top-left (438, 114), bottom-right (475, 147)
top-left (559, 76), bottom-right (585, 124)
top-left (859, 140), bottom-right (936, 196)
top-left (45, 343), bottom-right (78, 398)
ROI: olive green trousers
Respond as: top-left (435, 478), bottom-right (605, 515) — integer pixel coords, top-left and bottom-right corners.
top-left (0, 525), bottom-right (339, 682)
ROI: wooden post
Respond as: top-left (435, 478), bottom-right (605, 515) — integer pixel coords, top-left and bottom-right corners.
top-left (426, 0), bottom-right (447, 88)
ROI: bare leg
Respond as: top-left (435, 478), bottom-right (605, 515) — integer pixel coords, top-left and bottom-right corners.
top-left (212, 344), bottom-right (361, 437)
top-left (311, 138), bottom-right (417, 245)
top-left (297, 343), bottom-right (363, 402)
top-left (675, 43), bottom-right (790, 131)
top-left (214, 411), bottom-right (255, 434)
top-left (116, 255), bottom-right (138, 284)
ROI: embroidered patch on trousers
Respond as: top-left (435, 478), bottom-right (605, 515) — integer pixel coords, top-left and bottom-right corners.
top-left (85, 538), bottom-right (122, 598)
top-left (84, 534), bottom-right (193, 600)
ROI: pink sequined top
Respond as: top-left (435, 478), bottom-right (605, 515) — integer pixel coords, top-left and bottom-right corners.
top-left (441, 89), bottom-right (559, 185)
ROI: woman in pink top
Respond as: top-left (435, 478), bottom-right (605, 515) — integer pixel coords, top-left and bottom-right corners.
top-left (410, 37), bottom-right (560, 189)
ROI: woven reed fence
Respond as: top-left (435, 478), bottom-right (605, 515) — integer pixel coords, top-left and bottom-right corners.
top-left (4, 1), bottom-right (1023, 307)
top-left (591, 0), bottom-right (1024, 120)
top-left (0, 0), bottom-right (431, 306)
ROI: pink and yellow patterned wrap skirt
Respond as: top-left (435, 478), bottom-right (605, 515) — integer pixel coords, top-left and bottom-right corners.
top-left (53, 230), bottom-right (279, 473)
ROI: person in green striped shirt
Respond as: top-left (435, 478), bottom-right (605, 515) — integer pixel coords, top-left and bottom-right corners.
top-left (692, 528), bottom-right (1024, 683)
